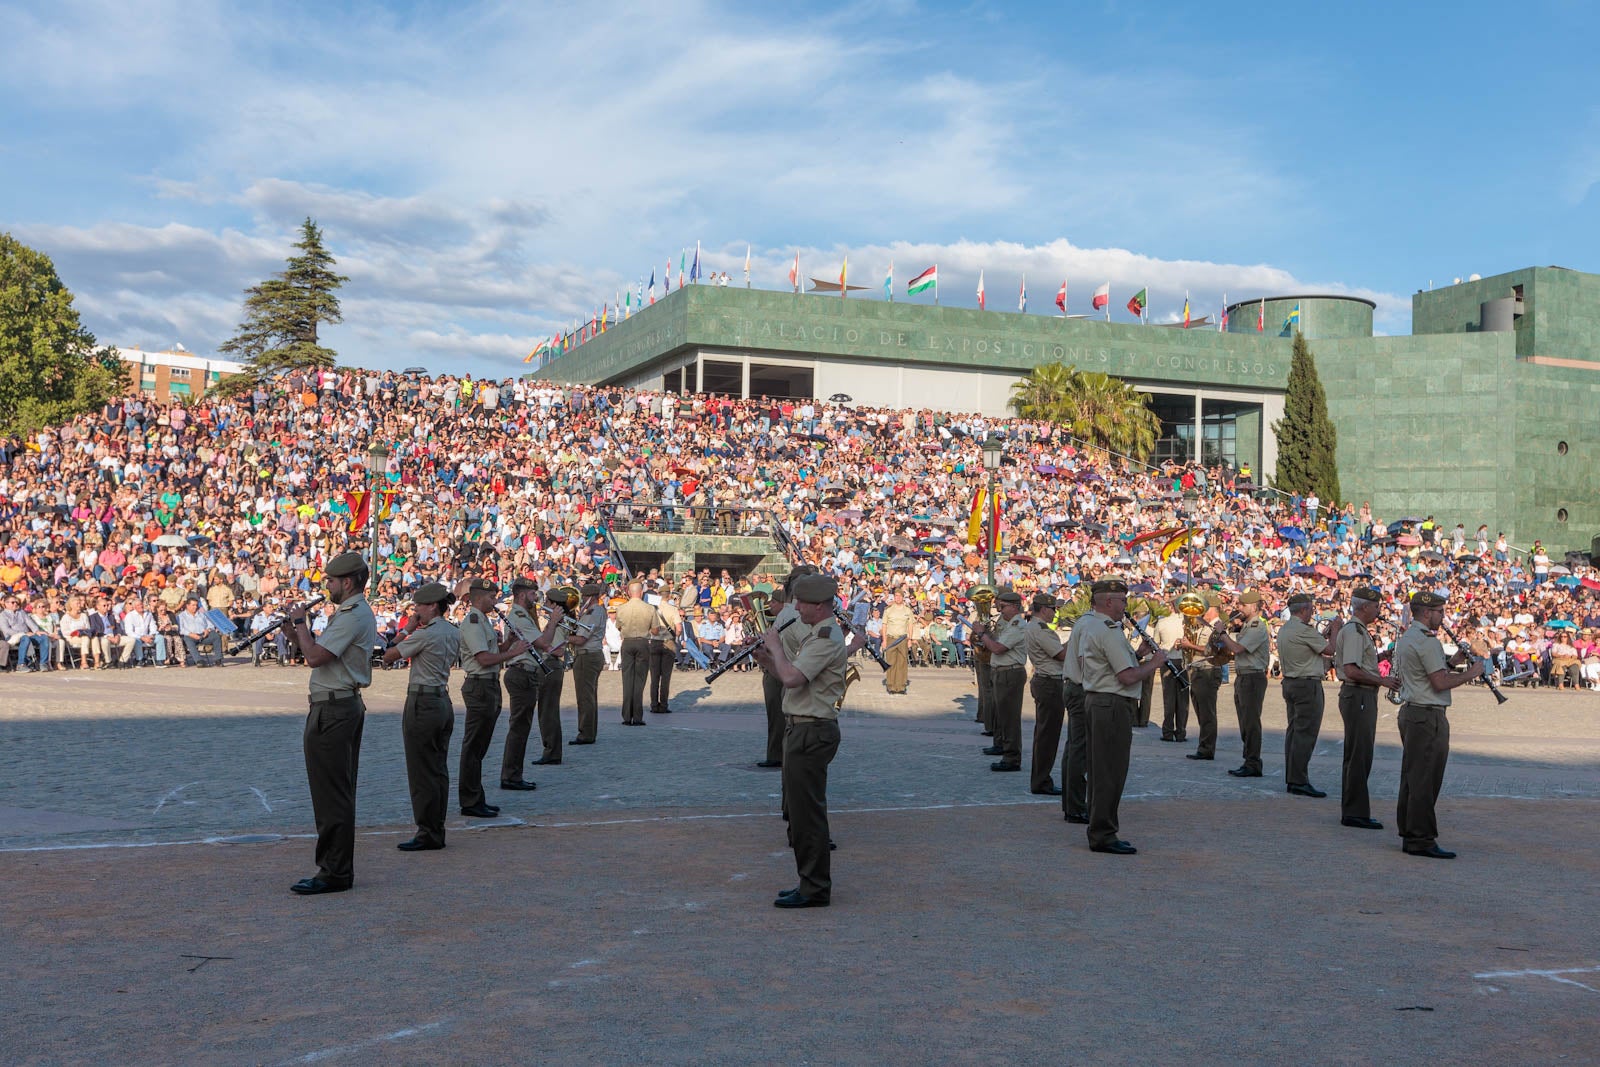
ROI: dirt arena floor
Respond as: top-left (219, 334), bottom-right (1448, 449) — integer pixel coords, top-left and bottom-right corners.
top-left (3, 662), bottom-right (1597, 1065)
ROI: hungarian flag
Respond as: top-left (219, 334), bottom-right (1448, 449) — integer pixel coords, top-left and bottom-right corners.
top-left (1092, 283), bottom-right (1110, 311)
top-left (907, 265), bottom-right (937, 296)
top-left (1055, 279), bottom-right (1067, 313)
top-left (344, 490), bottom-right (371, 533)
top-left (1127, 288), bottom-right (1147, 319)
top-left (976, 270), bottom-right (986, 310)
top-left (789, 252), bottom-right (800, 293)
top-left (966, 485), bottom-right (986, 547)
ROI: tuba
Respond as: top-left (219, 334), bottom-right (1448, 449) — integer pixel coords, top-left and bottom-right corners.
top-left (969, 585), bottom-right (996, 666)
top-left (1178, 592), bottom-right (1208, 667)
top-left (739, 590), bottom-right (772, 636)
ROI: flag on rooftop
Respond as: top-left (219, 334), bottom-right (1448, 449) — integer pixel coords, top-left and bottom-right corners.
top-left (690, 242), bottom-right (701, 284)
top-left (907, 265), bottom-right (937, 297)
top-left (743, 245), bottom-right (751, 288)
top-left (1055, 279), bottom-right (1067, 313)
top-left (1257, 298), bottom-right (1264, 331)
top-left (883, 261), bottom-right (893, 302)
top-left (1126, 287), bottom-right (1147, 320)
top-left (1183, 293), bottom-right (1191, 329)
top-left (789, 252), bottom-right (800, 294)
top-left (1092, 282), bottom-right (1110, 316)
top-left (1283, 303), bottom-right (1301, 332)
top-left (1018, 275), bottom-right (1027, 314)
top-left (648, 269), bottom-right (656, 305)
top-left (1219, 294), bottom-right (1229, 332)
top-left (839, 256), bottom-right (848, 299)
top-left (976, 270), bottom-right (986, 311)
top-left (678, 249), bottom-right (686, 290)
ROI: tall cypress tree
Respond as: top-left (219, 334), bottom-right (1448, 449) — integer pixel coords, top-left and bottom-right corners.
top-left (219, 217), bottom-right (347, 377)
top-left (1271, 332), bottom-right (1341, 504)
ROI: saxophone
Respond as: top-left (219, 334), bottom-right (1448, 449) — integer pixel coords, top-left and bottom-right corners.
top-left (834, 662), bottom-right (862, 712)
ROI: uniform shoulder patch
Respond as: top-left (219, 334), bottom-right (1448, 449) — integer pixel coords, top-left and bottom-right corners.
top-left (468, 611), bottom-right (481, 624)
top-left (817, 625), bottom-right (834, 639)
top-left (1105, 618), bottom-right (1119, 627)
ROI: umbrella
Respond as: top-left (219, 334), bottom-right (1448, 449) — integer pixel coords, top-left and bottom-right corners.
top-left (1582, 577), bottom-right (1600, 592)
top-left (1554, 575), bottom-right (1580, 587)
top-left (828, 393), bottom-right (853, 403)
top-left (1506, 581), bottom-right (1530, 591)
top-left (1371, 535), bottom-right (1395, 545)
top-left (1393, 516), bottom-right (1425, 526)
top-left (1290, 565), bottom-right (1317, 576)
top-left (1314, 564), bottom-right (1338, 580)
top-left (1130, 581), bottom-right (1155, 593)
top-left (1046, 518), bottom-right (1079, 529)
top-left (153, 533), bottom-right (188, 548)
top-left (863, 551), bottom-right (889, 562)
top-left (187, 535), bottom-right (213, 547)
top-left (1346, 571), bottom-right (1375, 580)
top-left (1035, 464), bottom-right (1057, 475)
top-left (1397, 535), bottom-right (1421, 547)
top-left (889, 557), bottom-right (918, 570)
top-left (1277, 526), bottom-right (1306, 542)
top-left (1455, 554), bottom-right (1479, 564)
top-left (1082, 522), bottom-right (1110, 535)
top-left (1419, 550), bottom-right (1445, 562)
top-left (1549, 564), bottom-right (1572, 575)
top-left (1550, 619), bottom-right (1577, 628)
top-left (886, 536), bottom-right (915, 551)
top-left (1008, 554), bottom-right (1038, 567)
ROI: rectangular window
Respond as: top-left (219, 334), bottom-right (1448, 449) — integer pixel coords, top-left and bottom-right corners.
top-left (169, 367), bottom-right (192, 379)
top-left (168, 382), bottom-right (191, 395)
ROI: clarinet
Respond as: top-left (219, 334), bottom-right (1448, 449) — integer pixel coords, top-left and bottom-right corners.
top-left (832, 604), bottom-right (891, 671)
top-left (706, 618), bottom-right (797, 683)
top-left (1128, 615), bottom-right (1189, 691)
top-left (1441, 624), bottom-right (1509, 705)
top-left (227, 595), bottom-right (325, 655)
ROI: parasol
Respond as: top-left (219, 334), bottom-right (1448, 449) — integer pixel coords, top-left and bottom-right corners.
top-left (1314, 564), bottom-right (1338, 580)
top-left (1397, 535), bottom-right (1421, 547)
top-left (1548, 564), bottom-right (1572, 576)
top-left (1277, 526), bottom-right (1306, 542)
top-left (153, 533), bottom-right (189, 548)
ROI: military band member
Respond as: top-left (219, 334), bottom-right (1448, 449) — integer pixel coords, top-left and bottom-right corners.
top-left (1023, 593), bottom-right (1066, 795)
top-left (1276, 592), bottom-right (1336, 795)
top-left (529, 591), bottom-right (569, 765)
top-left (501, 577), bottom-right (558, 784)
top-left (974, 589), bottom-right (1027, 772)
top-left (1076, 578), bottom-right (1168, 854)
top-left (1152, 594), bottom-right (1189, 742)
top-left (1180, 593), bottom-right (1222, 763)
top-left (1393, 590), bottom-right (1482, 858)
top-left (569, 583), bottom-right (608, 741)
top-left (458, 578), bottom-right (528, 817)
top-left (616, 581), bottom-right (658, 725)
top-left (286, 551), bottom-right (378, 895)
top-left (761, 572), bottom-right (813, 767)
top-left (882, 591), bottom-right (914, 695)
top-left (647, 593), bottom-right (680, 715)
top-left (1215, 590), bottom-right (1269, 777)
top-left (1334, 587), bottom-right (1397, 828)
top-left (1059, 608), bottom-right (1090, 824)
top-left (752, 573), bottom-right (850, 909)
top-left (383, 582), bottom-right (459, 851)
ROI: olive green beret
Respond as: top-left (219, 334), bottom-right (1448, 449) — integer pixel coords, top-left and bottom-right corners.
top-left (1351, 586), bottom-right (1381, 603)
top-left (465, 577), bottom-right (497, 594)
top-left (1091, 578), bottom-right (1129, 596)
top-left (413, 582), bottom-right (452, 606)
top-left (1030, 592), bottom-right (1057, 612)
top-left (324, 552), bottom-right (367, 578)
top-left (580, 582), bottom-right (606, 597)
top-left (997, 589), bottom-right (1023, 605)
top-left (1411, 590), bottom-right (1447, 608)
top-left (792, 574), bottom-right (838, 604)
top-left (1238, 589), bottom-right (1262, 605)
top-left (1287, 593), bottom-right (1314, 608)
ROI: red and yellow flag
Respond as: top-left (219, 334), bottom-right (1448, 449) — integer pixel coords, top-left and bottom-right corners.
top-left (1160, 527), bottom-right (1194, 563)
top-left (990, 488), bottom-right (1004, 554)
top-left (344, 490), bottom-right (371, 533)
top-left (966, 485), bottom-right (986, 547)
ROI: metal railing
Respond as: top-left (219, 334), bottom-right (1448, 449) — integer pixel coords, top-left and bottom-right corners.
top-left (598, 502), bottom-right (798, 548)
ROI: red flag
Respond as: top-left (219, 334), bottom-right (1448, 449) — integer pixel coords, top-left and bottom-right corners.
top-left (344, 490), bottom-right (371, 533)
top-left (1055, 280), bottom-right (1067, 313)
top-left (789, 252), bottom-right (799, 293)
top-left (1257, 299), bottom-right (1264, 331)
top-left (976, 270), bottom-right (986, 311)
top-left (966, 485), bottom-right (986, 546)
top-left (989, 488), bottom-right (1004, 554)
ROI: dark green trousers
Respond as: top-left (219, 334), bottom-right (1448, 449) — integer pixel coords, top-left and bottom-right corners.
top-left (1398, 703), bottom-right (1450, 851)
top-left (458, 675), bottom-right (502, 808)
top-left (1189, 665), bottom-right (1221, 757)
top-left (1029, 673), bottom-right (1065, 792)
top-left (303, 694), bottom-right (366, 885)
top-left (1338, 683), bottom-right (1378, 819)
top-left (990, 666), bottom-right (1026, 766)
top-left (782, 718), bottom-right (841, 900)
top-left (763, 670), bottom-right (786, 764)
top-left (1233, 669), bottom-right (1267, 773)
top-left (402, 690), bottom-right (453, 846)
top-left (620, 637), bottom-right (650, 723)
top-left (1084, 692), bottom-right (1135, 848)
top-left (648, 643), bottom-right (675, 712)
top-left (1161, 672), bottom-right (1190, 740)
top-left (537, 665), bottom-right (565, 761)
top-left (976, 659), bottom-right (995, 731)
top-left (501, 666), bottom-right (540, 782)
top-left (1281, 676), bottom-right (1324, 786)
top-left (572, 653), bottom-right (603, 742)
top-left (1061, 679), bottom-right (1088, 819)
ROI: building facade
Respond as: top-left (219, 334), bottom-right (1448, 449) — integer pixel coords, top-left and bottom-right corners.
top-left (115, 348), bottom-right (244, 402)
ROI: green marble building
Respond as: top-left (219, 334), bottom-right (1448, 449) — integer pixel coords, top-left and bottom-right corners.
top-left (532, 268), bottom-right (1600, 552)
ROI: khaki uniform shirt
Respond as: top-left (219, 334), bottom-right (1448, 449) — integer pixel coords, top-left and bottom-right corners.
top-left (1234, 618), bottom-right (1272, 673)
top-left (1278, 617), bottom-right (1328, 678)
top-left (1152, 612), bottom-right (1186, 655)
top-left (1334, 620), bottom-right (1378, 683)
top-left (310, 594), bottom-right (376, 698)
top-left (397, 617), bottom-right (459, 687)
top-left (1395, 621), bottom-right (1450, 708)
top-left (616, 599), bottom-right (658, 640)
top-left (1077, 610), bottom-right (1140, 698)
top-left (458, 607), bottom-right (501, 678)
top-left (782, 619), bottom-right (849, 721)
top-left (503, 603), bottom-right (545, 671)
top-left (772, 602), bottom-right (808, 660)
top-left (989, 613), bottom-right (1028, 670)
top-left (883, 602), bottom-right (914, 638)
top-left (1024, 617), bottom-right (1065, 678)
top-left (572, 603), bottom-right (607, 657)
top-left (1060, 616), bottom-right (1086, 686)
top-left (651, 601), bottom-right (680, 651)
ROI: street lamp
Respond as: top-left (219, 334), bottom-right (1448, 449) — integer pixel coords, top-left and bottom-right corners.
top-left (982, 437), bottom-right (1003, 585)
top-left (367, 442), bottom-right (390, 596)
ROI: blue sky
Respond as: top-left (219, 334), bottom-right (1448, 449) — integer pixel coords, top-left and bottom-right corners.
top-left (4, 0), bottom-right (1596, 374)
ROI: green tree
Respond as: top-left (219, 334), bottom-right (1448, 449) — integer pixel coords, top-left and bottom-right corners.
top-left (1008, 360), bottom-right (1078, 419)
top-left (219, 217), bottom-right (348, 377)
top-left (0, 233), bottom-right (120, 437)
top-left (1010, 362), bottom-right (1161, 460)
top-left (1271, 331), bottom-right (1341, 504)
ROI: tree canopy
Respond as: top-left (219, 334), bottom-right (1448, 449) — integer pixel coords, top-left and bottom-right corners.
top-left (1271, 331), bottom-right (1341, 504)
top-left (219, 217), bottom-right (348, 378)
top-left (0, 233), bottom-right (120, 437)
top-left (1008, 361), bottom-right (1162, 460)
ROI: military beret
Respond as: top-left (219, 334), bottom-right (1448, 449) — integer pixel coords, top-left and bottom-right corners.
top-left (324, 552), bottom-right (367, 578)
top-left (465, 577), bottom-right (497, 594)
top-left (580, 582), bottom-right (606, 597)
top-left (1030, 592), bottom-right (1057, 612)
top-left (997, 589), bottom-right (1023, 605)
top-left (1411, 590), bottom-right (1447, 608)
top-left (1287, 593), bottom-right (1314, 609)
top-left (1238, 590), bottom-right (1262, 605)
top-left (1091, 578), bottom-right (1129, 596)
top-left (511, 577), bottom-right (539, 592)
top-left (412, 582), bottom-right (452, 606)
top-left (1351, 586), bottom-right (1381, 604)
top-left (792, 574), bottom-right (839, 604)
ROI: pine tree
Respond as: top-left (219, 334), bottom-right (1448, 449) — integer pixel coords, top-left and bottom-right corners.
top-left (219, 218), bottom-right (348, 378)
top-left (1271, 332), bottom-right (1341, 504)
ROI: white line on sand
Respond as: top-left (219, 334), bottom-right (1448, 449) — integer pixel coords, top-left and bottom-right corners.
top-left (153, 782), bottom-right (199, 813)
top-left (1474, 964), bottom-right (1600, 993)
top-left (277, 1020), bottom-right (449, 1064)
top-left (248, 787), bottom-right (273, 813)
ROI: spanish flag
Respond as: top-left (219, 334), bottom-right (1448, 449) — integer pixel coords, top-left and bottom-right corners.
top-left (966, 485), bottom-right (986, 547)
top-left (1160, 527), bottom-right (1194, 563)
top-left (344, 490), bottom-right (371, 534)
top-left (990, 488), bottom-right (1004, 554)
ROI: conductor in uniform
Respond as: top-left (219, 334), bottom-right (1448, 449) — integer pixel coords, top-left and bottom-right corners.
top-left (1276, 592), bottom-right (1336, 796)
top-left (973, 589), bottom-right (1027, 773)
top-left (286, 551), bottom-right (378, 895)
top-left (881, 591), bottom-right (914, 695)
top-left (1152, 592), bottom-right (1189, 742)
top-left (760, 571), bottom-right (812, 767)
top-left (1076, 578), bottom-right (1168, 855)
top-left (615, 580), bottom-right (658, 725)
top-left (1393, 590), bottom-right (1481, 858)
top-left (382, 582), bottom-right (458, 852)
top-left (1334, 586), bottom-right (1398, 829)
top-left (458, 578), bottom-right (528, 817)
top-left (752, 573), bottom-right (849, 909)
top-left (647, 591), bottom-right (680, 715)
top-left (1023, 592), bottom-right (1066, 795)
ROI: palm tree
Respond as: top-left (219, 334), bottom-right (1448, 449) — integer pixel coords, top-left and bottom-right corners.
top-left (1008, 362), bottom-right (1078, 419)
top-left (1010, 363), bottom-right (1161, 461)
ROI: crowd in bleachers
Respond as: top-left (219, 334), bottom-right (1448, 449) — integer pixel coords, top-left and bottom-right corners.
top-left (1, 367), bottom-right (1597, 688)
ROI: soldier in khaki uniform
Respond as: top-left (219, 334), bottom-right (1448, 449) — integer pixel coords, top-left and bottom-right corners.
top-left (648, 593), bottom-right (680, 715)
top-left (285, 552), bottom-right (378, 895)
top-left (753, 573), bottom-right (849, 909)
top-left (1023, 592), bottom-right (1066, 795)
top-left (1180, 593), bottom-right (1223, 763)
top-left (973, 589), bottom-right (1028, 772)
top-left (615, 581), bottom-right (658, 725)
top-left (457, 578), bottom-right (528, 817)
top-left (1276, 592), bottom-right (1335, 795)
top-left (1334, 586), bottom-right (1399, 829)
top-left (1076, 577), bottom-right (1168, 855)
top-left (529, 589), bottom-right (570, 764)
top-left (1215, 590), bottom-right (1270, 777)
top-left (1152, 593), bottom-right (1189, 742)
top-left (882, 591), bottom-right (914, 694)
top-left (501, 577), bottom-right (563, 781)
top-left (761, 572), bottom-right (812, 767)
top-left (1059, 610), bottom-right (1090, 824)
top-left (1394, 590), bottom-right (1482, 858)
top-left (383, 582), bottom-right (459, 852)
top-left (569, 583), bottom-right (607, 740)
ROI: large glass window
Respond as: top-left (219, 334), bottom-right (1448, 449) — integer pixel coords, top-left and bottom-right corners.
top-left (700, 359), bottom-right (742, 396)
top-left (1144, 393), bottom-right (1196, 465)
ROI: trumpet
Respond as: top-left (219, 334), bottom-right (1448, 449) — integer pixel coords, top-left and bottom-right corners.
top-left (706, 618), bottom-right (798, 683)
top-left (227, 595), bottom-right (325, 655)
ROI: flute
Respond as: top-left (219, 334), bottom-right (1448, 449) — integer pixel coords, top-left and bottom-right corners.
top-left (706, 618), bottom-right (797, 684)
top-left (227, 595), bottom-right (326, 655)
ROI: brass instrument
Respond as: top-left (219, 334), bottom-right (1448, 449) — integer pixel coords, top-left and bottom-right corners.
top-left (1204, 614), bottom-right (1236, 667)
top-left (835, 662), bottom-right (862, 711)
top-left (739, 590), bottom-right (772, 636)
top-left (546, 585), bottom-right (580, 613)
top-left (969, 585), bottom-right (996, 666)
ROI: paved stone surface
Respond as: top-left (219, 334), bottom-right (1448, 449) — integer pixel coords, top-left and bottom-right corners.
top-left (2, 662), bottom-right (1597, 1063)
